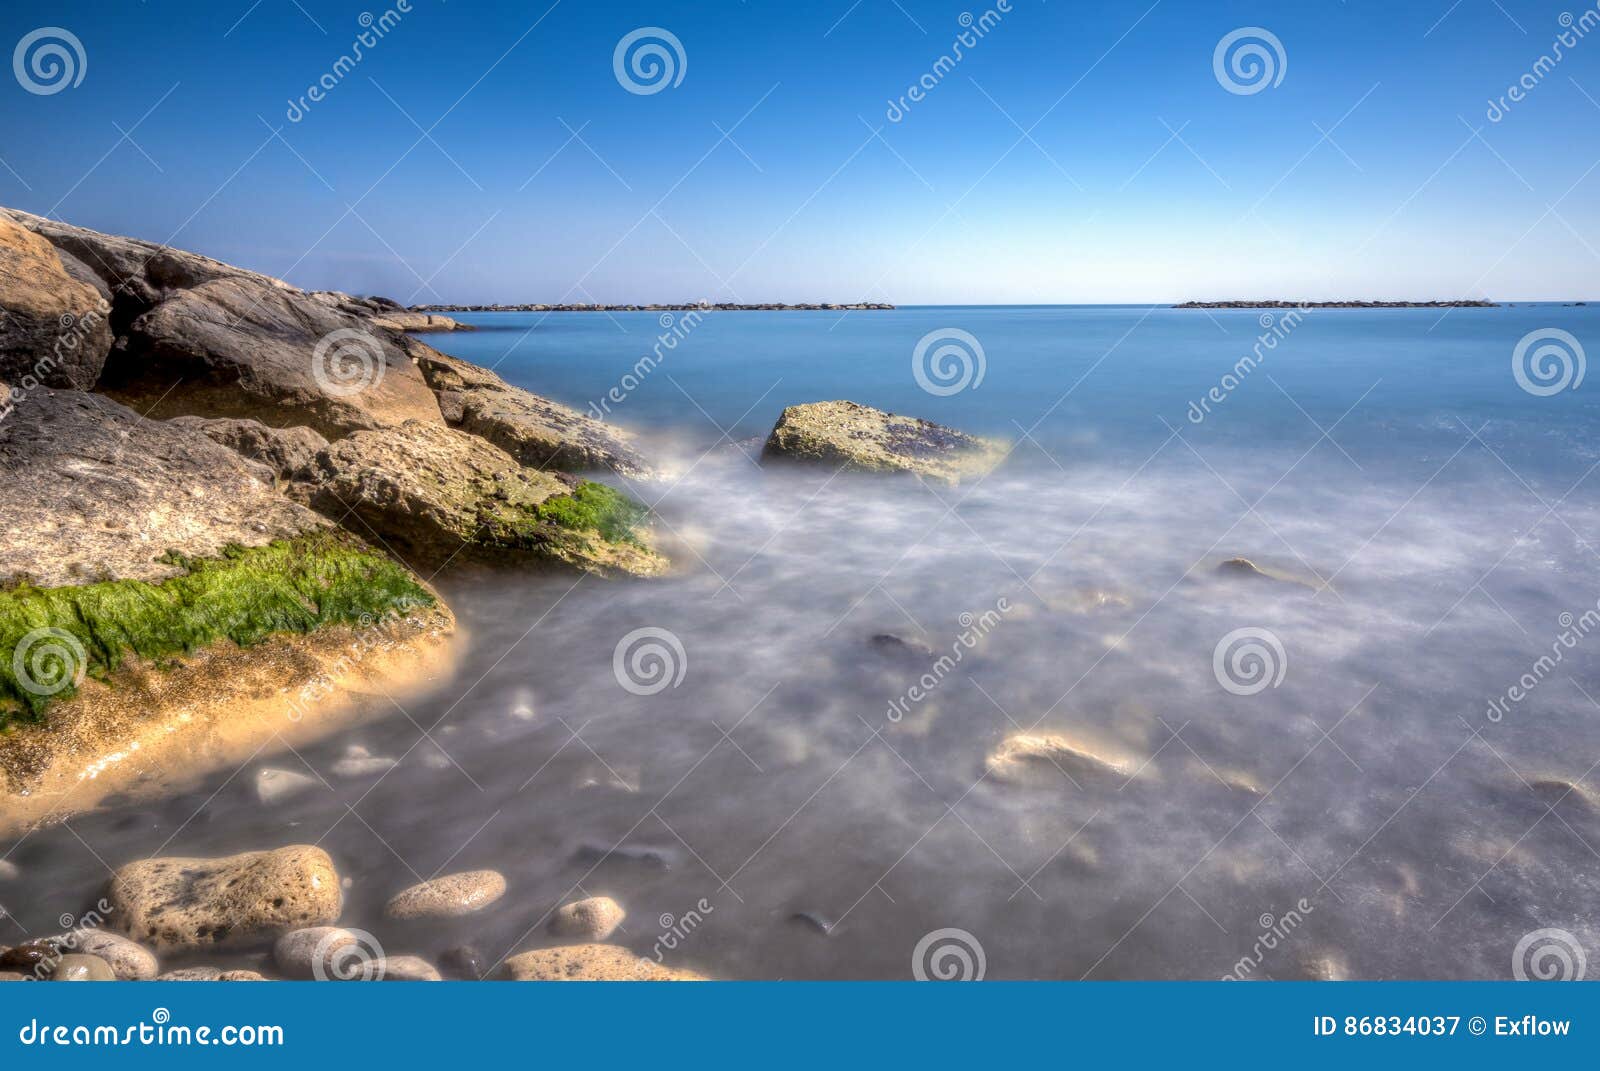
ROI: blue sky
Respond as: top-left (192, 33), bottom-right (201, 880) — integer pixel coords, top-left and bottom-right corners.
top-left (3, 0), bottom-right (1597, 302)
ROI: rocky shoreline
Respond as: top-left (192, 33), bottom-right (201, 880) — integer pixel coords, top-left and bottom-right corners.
top-left (1173, 299), bottom-right (1498, 309)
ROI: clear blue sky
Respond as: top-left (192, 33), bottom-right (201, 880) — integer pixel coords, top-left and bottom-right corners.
top-left (3, 0), bottom-right (1596, 302)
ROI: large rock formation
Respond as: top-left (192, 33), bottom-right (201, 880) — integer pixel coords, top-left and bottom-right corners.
top-left (762, 400), bottom-right (1005, 484)
top-left (0, 215), bottom-right (112, 389)
top-left (415, 346), bottom-right (652, 477)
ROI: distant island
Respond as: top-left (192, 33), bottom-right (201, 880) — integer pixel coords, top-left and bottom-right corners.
top-left (409, 301), bottom-right (895, 313)
top-left (1174, 299), bottom-right (1498, 309)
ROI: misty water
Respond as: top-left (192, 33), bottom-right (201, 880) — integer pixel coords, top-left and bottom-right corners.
top-left (8, 305), bottom-right (1600, 979)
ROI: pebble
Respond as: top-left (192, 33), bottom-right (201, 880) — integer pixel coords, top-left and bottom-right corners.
top-left (273, 926), bottom-right (361, 979)
top-left (64, 931), bottom-right (159, 980)
top-left (0, 941), bottom-right (54, 971)
top-left (550, 897), bottom-right (625, 941)
top-left (573, 841), bottom-right (678, 870)
top-left (495, 944), bottom-right (703, 981)
top-left (331, 744), bottom-right (398, 778)
top-left (157, 967), bottom-right (222, 981)
top-left (255, 767), bottom-right (321, 805)
top-left (374, 955), bottom-right (441, 981)
top-left (51, 954), bottom-right (115, 981)
top-left (384, 870), bottom-right (506, 921)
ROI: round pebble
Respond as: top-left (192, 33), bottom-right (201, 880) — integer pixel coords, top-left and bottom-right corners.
top-left (51, 954), bottom-right (115, 981)
top-left (550, 896), bottom-right (626, 941)
top-left (384, 870), bottom-right (506, 920)
top-left (273, 926), bottom-right (359, 979)
top-left (374, 955), bottom-right (441, 981)
top-left (66, 931), bottom-right (158, 980)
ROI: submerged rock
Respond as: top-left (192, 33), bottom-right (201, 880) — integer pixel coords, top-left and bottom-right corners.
top-left (1215, 557), bottom-right (1318, 591)
top-left (255, 767), bottom-right (322, 805)
top-left (761, 400), bottom-right (1005, 484)
top-left (438, 944), bottom-right (487, 980)
top-left (985, 733), bottom-right (1133, 786)
top-left (50, 953), bottom-right (115, 981)
top-left (384, 870), bottom-right (507, 920)
top-left (870, 633), bottom-right (935, 659)
top-left (373, 955), bottom-right (441, 981)
top-left (0, 214), bottom-right (113, 389)
top-left (273, 926), bottom-right (360, 979)
top-left (330, 744), bottom-right (398, 779)
top-left (494, 944), bottom-right (704, 981)
top-left (108, 845), bottom-right (342, 951)
top-left (550, 896), bottom-right (625, 941)
top-left (415, 346), bottom-right (651, 477)
top-left (63, 931), bottom-right (158, 980)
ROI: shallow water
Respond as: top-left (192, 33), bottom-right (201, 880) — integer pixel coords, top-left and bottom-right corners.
top-left (6, 305), bottom-right (1600, 979)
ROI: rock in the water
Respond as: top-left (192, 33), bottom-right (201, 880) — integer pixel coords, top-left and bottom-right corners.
top-left (273, 926), bottom-right (366, 979)
top-left (0, 214), bottom-right (113, 389)
top-left (0, 390), bottom-right (329, 588)
top-left (494, 944), bottom-right (704, 981)
top-left (1215, 557), bottom-right (1317, 591)
top-left (219, 969), bottom-right (268, 981)
top-left (307, 292), bottom-right (471, 334)
top-left (255, 767), bottom-right (322, 805)
top-left (109, 845), bottom-right (342, 951)
top-left (0, 860), bottom-right (17, 880)
top-left (168, 417), bottom-right (330, 483)
top-left (415, 346), bottom-right (651, 477)
top-left (870, 633), bottom-right (934, 659)
top-left (0, 940), bottom-right (54, 972)
top-left (572, 840), bottom-right (678, 870)
top-left (157, 966), bottom-right (222, 981)
top-left (384, 870), bottom-right (507, 920)
top-left (762, 400), bottom-right (1005, 484)
top-left (549, 896), bottom-right (625, 940)
top-left (62, 931), bottom-right (158, 980)
top-left (438, 944), bottom-right (487, 980)
top-left (50, 953), bottom-right (115, 981)
top-left (985, 733), bottom-right (1133, 786)
top-left (330, 744), bottom-right (397, 779)
top-left (304, 419), bottom-right (665, 575)
top-left (111, 278), bottom-right (442, 438)
top-left (374, 955), bottom-right (441, 981)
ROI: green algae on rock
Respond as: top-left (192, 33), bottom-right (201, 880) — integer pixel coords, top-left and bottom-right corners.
top-left (0, 533), bottom-right (434, 725)
top-left (761, 400), bottom-right (1006, 484)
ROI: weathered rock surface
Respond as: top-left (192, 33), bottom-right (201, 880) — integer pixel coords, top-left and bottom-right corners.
top-left (112, 278), bottom-right (442, 437)
top-left (0, 215), bottom-right (113, 389)
top-left (273, 926), bottom-right (360, 978)
top-left (494, 944), bottom-right (704, 981)
top-left (373, 955), bottom-right (442, 981)
top-left (308, 291), bottom-right (470, 334)
top-left (384, 870), bottom-right (507, 920)
top-left (416, 346), bottom-right (651, 477)
top-left (549, 896), bottom-right (625, 940)
top-left (156, 966), bottom-right (267, 981)
top-left (50, 953), bottom-right (115, 981)
top-left (168, 416), bottom-right (329, 483)
top-left (0, 390), bottom-right (328, 587)
top-left (985, 733), bottom-right (1133, 786)
top-left (109, 846), bottom-right (342, 951)
top-left (304, 420), bottom-right (665, 575)
top-left (64, 931), bottom-right (159, 980)
top-left (762, 400), bottom-right (1005, 484)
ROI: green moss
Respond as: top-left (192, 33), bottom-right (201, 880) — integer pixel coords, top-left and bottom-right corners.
top-left (533, 482), bottom-right (649, 545)
top-left (0, 533), bottom-right (434, 726)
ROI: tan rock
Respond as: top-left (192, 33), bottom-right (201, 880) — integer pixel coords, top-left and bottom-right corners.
top-left (761, 400), bottom-right (1005, 484)
top-left (494, 944), bottom-right (704, 981)
top-left (384, 870), bottom-right (507, 920)
top-left (985, 733), bottom-right (1134, 786)
top-left (109, 846), bottom-right (342, 951)
top-left (0, 215), bottom-right (112, 389)
top-left (50, 954), bottom-right (115, 981)
top-left (550, 896), bottom-right (625, 940)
